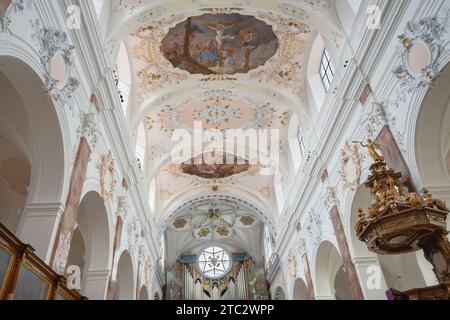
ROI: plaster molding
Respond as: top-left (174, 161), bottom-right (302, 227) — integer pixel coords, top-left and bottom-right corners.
top-left (393, 9), bottom-right (450, 103)
top-left (0, 0), bottom-right (29, 32)
top-left (31, 20), bottom-right (80, 108)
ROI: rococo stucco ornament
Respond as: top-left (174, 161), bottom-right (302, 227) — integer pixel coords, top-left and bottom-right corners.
top-left (297, 236), bottom-right (307, 257)
top-left (393, 10), bottom-right (450, 101)
top-left (127, 216), bottom-right (140, 249)
top-left (305, 208), bottom-right (322, 247)
top-left (0, 0), bottom-right (29, 32)
top-left (362, 102), bottom-right (388, 139)
top-left (117, 195), bottom-right (130, 218)
top-left (99, 151), bottom-right (117, 201)
top-left (339, 142), bottom-right (363, 191)
top-left (32, 21), bottom-right (79, 106)
top-left (287, 251), bottom-right (297, 278)
top-left (324, 186), bottom-right (339, 211)
top-left (80, 113), bottom-right (100, 149)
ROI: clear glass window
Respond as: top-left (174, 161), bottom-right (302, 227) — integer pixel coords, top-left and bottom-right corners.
top-left (197, 246), bottom-right (231, 279)
top-left (320, 49), bottom-right (335, 92)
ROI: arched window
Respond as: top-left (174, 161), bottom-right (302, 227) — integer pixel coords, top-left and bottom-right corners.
top-left (319, 49), bottom-right (335, 92)
top-left (297, 125), bottom-right (306, 156)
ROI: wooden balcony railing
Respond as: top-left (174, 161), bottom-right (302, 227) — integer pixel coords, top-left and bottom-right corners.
top-left (0, 222), bottom-right (86, 300)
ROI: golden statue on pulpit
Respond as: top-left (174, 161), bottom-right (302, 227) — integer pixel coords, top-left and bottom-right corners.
top-left (353, 139), bottom-right (384, 163)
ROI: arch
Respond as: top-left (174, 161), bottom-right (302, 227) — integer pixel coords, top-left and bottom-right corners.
top-left (66, 227), bottom-right (86, 285)
top-left (0, 53), bottom-right (69, 260)
top-left (414, 62), bottom-right (450, 189)
top-left (0, 132), bottom-right (30, 233)
top-left (73, 191), bottom-right (112, 299)
top-left (292, 278), bottom-right (311, 300)
top-left (77, 191), bottom-right (112, 271)
top-left (314, 241), bottom-right (352, 300)
top-left (154, 179), bottom-right (277, 227)
top-left (160, 193), bottom-right (277, 240)
top-left (139, 285), bottom-right (149, 300)
top-left (115, 250), bottom-right (135, 300)
top-left (333, 265), bottom-right (353, 300)
top-left (0, 55), bottom-right (68, 206)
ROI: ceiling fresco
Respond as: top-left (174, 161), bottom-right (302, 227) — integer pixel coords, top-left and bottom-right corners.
top-left (153, 159), bottom-right (275, 216)
top-left (142, 89), bottom-right (292, 168)
top-left (127, 10), bottom-right (313, 105)
top-left (102, 0), bottom-right (342, 261)
top-left (161, 13), bottom-right (279, 75)
top-left (181, 153), bottom-right (252, 179)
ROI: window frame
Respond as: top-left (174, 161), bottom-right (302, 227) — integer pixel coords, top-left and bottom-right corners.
top-left (197, 246), bottom-right (231, 280)
top-left (297, 125), bottom-right (306, 156)
top-left (319, 49), bottom-right (335, 92)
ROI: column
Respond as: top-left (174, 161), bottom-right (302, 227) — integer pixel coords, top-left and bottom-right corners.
top-left (301, 254), bottom-right (315, 300)
top-left (16, 202), bottom-right (64, 263)
top-left (297, 229), bottom-right (315, 300)
top-left (50, 138), bottom-right (91, 274)
top-left (329, 206), bottom-right (365, 300)
top-left (106, 215), bottom-right (124, 300)
top-left (83, 269), bottom-right (111, 300)
top-left (352, 256), bottom-right (389, 300)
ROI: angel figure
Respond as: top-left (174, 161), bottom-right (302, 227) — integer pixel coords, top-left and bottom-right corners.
top-left (354, 139), bottom-right (384, 163)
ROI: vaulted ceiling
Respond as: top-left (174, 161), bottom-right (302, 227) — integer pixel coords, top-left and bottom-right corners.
top-left (98, 0), bottom-right (345, 265)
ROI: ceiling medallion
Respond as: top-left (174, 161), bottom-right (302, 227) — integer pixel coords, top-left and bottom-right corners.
top-left (216, 227), bottom-right (230, 237)
top-left (98, 151), bottom-right (116, 201)
top-left (240, 216), bottom-right (254, 226)
top-left (181, 152), bottom-right (250, 179)
top-left (197, 227), bottom-right (211, 238)
top-left (193, 99), bottom-right (243, 129)
top-left (161, 13), bottom-right (278, 75)
top-left (173, 218), bottom-right (188, 229)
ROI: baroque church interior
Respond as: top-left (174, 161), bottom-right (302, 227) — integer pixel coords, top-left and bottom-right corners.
top-left (1, 0), bottom-right (450, 302)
